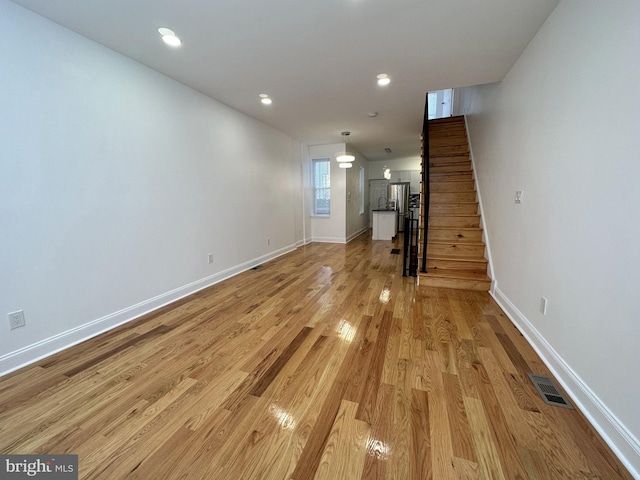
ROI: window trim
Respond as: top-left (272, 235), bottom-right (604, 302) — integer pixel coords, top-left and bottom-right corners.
top-left (312, 158), bottom-right (331, 216)
top-left (358, 166), bottom-right (365, 215)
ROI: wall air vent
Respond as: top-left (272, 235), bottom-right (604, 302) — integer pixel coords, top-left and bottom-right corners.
top-left (527, 373), bottom-right (573, 409)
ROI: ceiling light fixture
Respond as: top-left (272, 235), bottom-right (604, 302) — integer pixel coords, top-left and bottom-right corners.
top-left (336, 131), bottom-right (355, 164)
top-left (338, 162), bottom-right (353, 169)
top-left (158, 27), bottom-right (182, 47)
top-left (377, 73), bottom-right (390, 86)
top-left (259, 94), bottom-right (272, 105)
top-left (368, 112), bottom-right (378, 118)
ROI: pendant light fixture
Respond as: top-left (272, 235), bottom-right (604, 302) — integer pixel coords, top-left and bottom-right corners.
top-left (336, 131), bottom-right (355, 164)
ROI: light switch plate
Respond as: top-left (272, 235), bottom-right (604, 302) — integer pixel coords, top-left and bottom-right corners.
top-left (515, 190), bottom-right (523, 204)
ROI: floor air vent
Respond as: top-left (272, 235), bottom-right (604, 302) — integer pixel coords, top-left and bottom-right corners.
top-left (390, 249), bottom-right (400, 254)
top-left (527, 374), bottom-right (573, 409)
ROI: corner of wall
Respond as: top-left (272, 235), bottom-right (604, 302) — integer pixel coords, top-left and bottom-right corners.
top-left (491, 287), bottom-right (640, 479)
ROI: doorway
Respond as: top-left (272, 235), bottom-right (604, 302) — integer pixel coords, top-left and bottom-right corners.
top-left (428, 89), bottom-right (453, 119)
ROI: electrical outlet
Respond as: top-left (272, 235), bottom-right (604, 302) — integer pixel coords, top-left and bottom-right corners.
top-left (540, 297), bottom-right (548, 315)
top-left (208, 253), bottom-right (214, 264)
top-left (515, 190), bottom-right (524, 204)
top-left (8, 310), bottom-right (26, 330)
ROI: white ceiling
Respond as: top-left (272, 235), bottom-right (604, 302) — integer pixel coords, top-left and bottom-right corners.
top-left (11, 0), bottom-right (559, 162)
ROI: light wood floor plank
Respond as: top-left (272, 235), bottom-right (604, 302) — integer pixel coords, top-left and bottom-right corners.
top-left (0, 234), bottom-right (633, 479)
top-left (313, 400), bottom-right (369, 480)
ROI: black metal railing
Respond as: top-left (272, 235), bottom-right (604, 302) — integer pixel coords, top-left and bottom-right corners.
top-left (421, 92), bottom-right (430, 273)
top-left (403, 211), bottom-right (419, 277)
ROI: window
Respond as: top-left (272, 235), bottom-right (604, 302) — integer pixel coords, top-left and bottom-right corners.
top-left (313, 158), bottom-right (330, 215)
top-left (359, 167), bottom-right (365, 215)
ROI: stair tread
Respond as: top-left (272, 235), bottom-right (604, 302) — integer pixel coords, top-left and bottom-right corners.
top-left (428, 227), bottom-right (483, 232)
top-left (421, 213), bottom-right (481, 217)
top-left (431, 175), bottom-right (473, 184)
top-left (426, 253), bottom-right (487, 262)
top-left (423, 214), bottom-right (480, 217)
top-left (427, 240), bottom-right (484, 246)
top-left (418, 274), bottom-right (491, 291)
top-left (422, 269), bottom-right (491, 281)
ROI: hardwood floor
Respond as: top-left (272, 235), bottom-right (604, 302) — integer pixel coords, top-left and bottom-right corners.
top-left (0, 234), bottom-right (632, 479)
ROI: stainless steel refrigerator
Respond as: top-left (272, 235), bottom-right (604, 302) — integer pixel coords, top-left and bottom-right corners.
top-left (388, 182), bottom-right (410, 233)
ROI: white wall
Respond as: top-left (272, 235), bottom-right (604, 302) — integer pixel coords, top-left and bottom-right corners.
top-left (345, 152), bottom-right (369, 241)
top-left (0, 1), bottom-right (303, 374)
top-left (308, 144), bottom-right (347, 243)
top-left (368, 156), bottom-right (421, 180)
top-left (458, 0), bottom-right (640, 475)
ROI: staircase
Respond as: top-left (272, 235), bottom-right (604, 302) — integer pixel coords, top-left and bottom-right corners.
top-left (419, 116), bottom-right (491, 291)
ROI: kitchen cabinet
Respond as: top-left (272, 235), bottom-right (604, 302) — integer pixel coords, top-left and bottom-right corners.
top-left (390, 170), bottom-right (421, 193)
top-left (372, 210), bottom-right (397, 240)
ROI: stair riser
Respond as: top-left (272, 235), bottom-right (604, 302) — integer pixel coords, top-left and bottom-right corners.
top-left (427, 243), bottom-right (486, 257)
top-left (429, 204), bottom-right (478, 215)
top-left (430, 181), bottom-right (476, 193)
top-left (428, 130), bottom-right (467, 140)
top-left (429, 116), bottom-right (465, 124)
top-left (429, 164), bottom-right (472, 174)
top-left (430, 173), bottom-right (473, 181)
top-left (430, 144), bottom-right (469, 156)
top-left (428, 121), bottom-right (466, 131)
top-left (428, 216), bottom-right (480, 228)
top-left (430, 192), bottom-right (477, 204)
top-left (429, 136), bottom-right (468, 147)
top-left (428, 229), bottom-right (483, 243)
top-left (426, 259), bottom-right (488, 272)
top-left (419, 275), bottom-right (491, 291)
top-left (429, 155), bottom-right (470, 165)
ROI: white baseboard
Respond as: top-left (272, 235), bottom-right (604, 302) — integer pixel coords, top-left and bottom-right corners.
top-left (346, 227), bottom-right (369, 243)
top-left (311, 227), bottom-right (368, 245)
top-left (311, 236), bottom-right (347, 244)
top-left (0, 244), bottom-right (297, 378)
top-left (492, 287), bottom-right (640, 479)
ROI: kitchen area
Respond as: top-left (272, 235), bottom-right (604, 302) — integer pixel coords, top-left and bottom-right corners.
top-left (370, 170), bottom-right (421, 240)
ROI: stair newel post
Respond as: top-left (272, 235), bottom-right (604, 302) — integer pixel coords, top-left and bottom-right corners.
top-left (421, 92), bottom-right (430, 273)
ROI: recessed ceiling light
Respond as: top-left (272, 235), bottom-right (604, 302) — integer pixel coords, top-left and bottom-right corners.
top-left (377, 73), bottom-right (390, 86)
top-left (158, 27), bottom-right (181, 47)
top-left (368, 112), bottom-right (378, 117)
top-left (338, 162), bottom-right (353, 168)
top-left (259, 95), bottom-right (272, 105)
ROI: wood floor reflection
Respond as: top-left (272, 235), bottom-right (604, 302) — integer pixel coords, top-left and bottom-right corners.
top-left (0, 234), bottom-right (632, 479)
